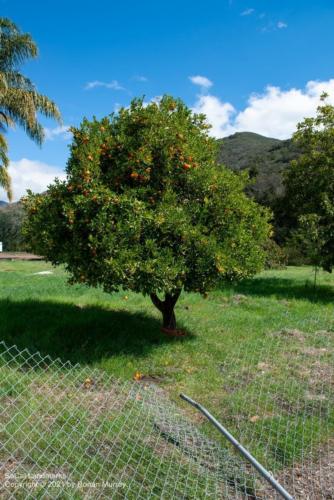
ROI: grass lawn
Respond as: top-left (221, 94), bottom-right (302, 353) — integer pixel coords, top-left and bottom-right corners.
top-left (0, 260), bottom-right (333, 492)
top-left (0, 261), bottom-right (333, 387)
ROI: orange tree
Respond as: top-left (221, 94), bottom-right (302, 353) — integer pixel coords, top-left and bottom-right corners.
top-left (23, 96), bottom-right (270, 332)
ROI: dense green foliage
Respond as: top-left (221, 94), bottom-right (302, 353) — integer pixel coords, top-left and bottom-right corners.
top-left (282, 95), bottom-right (334, 272)
top-left (0, 17), bottom-right (61, 199)
top-left (263, 238), bottom-right (287, 270)
top-left (1, 131), bottom-right (299, 252)
top-left (23, 96), bottom-right (270, 328)
top-left (0, 201), bottom-right (24, 250)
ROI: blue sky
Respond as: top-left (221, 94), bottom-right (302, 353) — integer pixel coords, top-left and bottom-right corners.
top-left (1, 0), bottom-right (334, 200)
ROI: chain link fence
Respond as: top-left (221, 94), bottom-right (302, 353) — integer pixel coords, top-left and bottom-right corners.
top-left (0, 331), bottom-right (333, 499)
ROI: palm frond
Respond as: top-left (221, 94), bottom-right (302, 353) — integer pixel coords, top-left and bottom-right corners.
top-left (0, 132), bottom-right (9, 152)
top-left (0, 167), bottom-right (12, 200)
top-left (0, 70), bottom-right (35, 91)
top-left (0, 18), bottom-right (20, 32)
top-left (0, 130), bottom-right (11, 199)
top-left (0, 17), bottom-right (62, 200)
top-left (0, 71), bottom-right (8, 91)
top-left (0, 110), bottom-right (14, 129)
top-left (31, 92), bottom-right (62, 122)
top-left (0, 18), bottom-right (37, 71)
top-left (0, 133), bottom-right (11, 200)
top-left (0, 88), bottom-right (61, 144)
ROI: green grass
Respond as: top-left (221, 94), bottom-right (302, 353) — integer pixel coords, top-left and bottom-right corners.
top-left (0, 262), bottom-right (332, 381)
top-left (0, 261), bottom-right (333, 479)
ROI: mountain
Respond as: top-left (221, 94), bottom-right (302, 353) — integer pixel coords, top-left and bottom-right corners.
top-left (0, 200), bottom-right (8, 207)
top-left (217, 132), bottom-right (299, 204)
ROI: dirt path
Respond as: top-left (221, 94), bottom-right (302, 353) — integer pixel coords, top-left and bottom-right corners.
top-left (0, 252), bottom-right (43, 260)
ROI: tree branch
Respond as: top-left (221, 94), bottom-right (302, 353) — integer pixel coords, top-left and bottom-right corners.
top-left (150, 293), bottom-right (164, 312)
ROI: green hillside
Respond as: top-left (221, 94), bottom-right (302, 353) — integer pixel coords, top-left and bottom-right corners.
top-left (218, 132), bottom-right (299, 204)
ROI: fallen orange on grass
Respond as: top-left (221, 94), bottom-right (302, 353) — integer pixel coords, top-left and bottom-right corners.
top-left (249, 415), bottom-right (260, 423)
top-left (181, 163), bottom-right (191, 170)
top-left (133, 371), bottom-right (143, 381)
top-left (83, 378), bottom-right (93, 388)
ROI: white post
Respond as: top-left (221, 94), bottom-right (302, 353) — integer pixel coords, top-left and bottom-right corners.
top-left (0, 242), bottom-right (2, 252)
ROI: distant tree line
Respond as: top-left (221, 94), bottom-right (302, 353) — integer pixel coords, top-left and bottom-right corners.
top-left (0, 202), bottom-right (25, 250)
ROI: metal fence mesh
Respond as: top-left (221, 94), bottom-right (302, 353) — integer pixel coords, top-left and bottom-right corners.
top-left (217, 327), bottom-right (334, 499)
top-left (0, 332), bottom-right (333, 499)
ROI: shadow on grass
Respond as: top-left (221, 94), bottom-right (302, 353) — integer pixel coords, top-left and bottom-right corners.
top-left (0, 299), bottom-right (192, 364)
top-left (228, 276), bottom-right (334, 304)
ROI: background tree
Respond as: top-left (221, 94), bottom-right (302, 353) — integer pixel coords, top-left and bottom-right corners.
top-left (289, 214), bottom-right (326, 288)
top-left (0, 17), bottom-right (61, 200)
top-left (0, 201), bottom-right (25, 250)
top-left (23, 96), bottom-right (270, 333)
top-left (282, 93), bottom-right (334, 272)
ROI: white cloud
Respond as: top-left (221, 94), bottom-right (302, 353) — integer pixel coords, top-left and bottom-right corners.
top-left (192, 79), bottom-right (334, 139)
top-left (44, 125), bottom-right (72, 141)
top-left (241, 8), bottom-right (254, 16)
top-left (133, 75), bottom-right (148, 82)
top-left (192, 95), bottom-right (235, 137)
top-left (0, 159), bottom-right (66, 202)
top-left (189, 75), bottom-right (213, 89)
top-left (85, 80), bottom-right (124, 90)
top-left (139, 96), bottom-right (163, 108)
top-left (277, 21), bottom-right (288, 29)
top-left (305, 79), bottom-right (334, 97)
top-left (150, 95), bottom-right (163, 104)
top-left (234, 81), bottom-right (334, 139)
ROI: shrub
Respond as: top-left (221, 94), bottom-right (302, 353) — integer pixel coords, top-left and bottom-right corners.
top-left (264, 239), bottom-right (287, 269)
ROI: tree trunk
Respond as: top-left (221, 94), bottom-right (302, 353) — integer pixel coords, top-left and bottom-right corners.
top-left (162, 307), bottom-right (176, 330)
top-left (150, 290), bottom-right (181, 331)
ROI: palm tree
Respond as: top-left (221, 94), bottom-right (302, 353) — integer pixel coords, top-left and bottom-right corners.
top-left (0, 18), bottom-right (61, 200)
